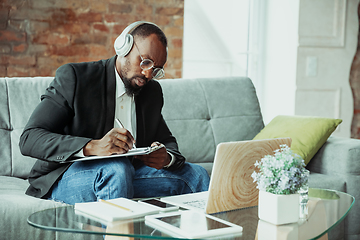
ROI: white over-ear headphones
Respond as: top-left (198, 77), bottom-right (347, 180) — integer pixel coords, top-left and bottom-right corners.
top-left (114, 21), bottom-right (159, 57)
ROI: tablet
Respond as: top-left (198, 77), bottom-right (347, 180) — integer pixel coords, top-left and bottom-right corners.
top-left (145, 210), bottom-right (243, 239)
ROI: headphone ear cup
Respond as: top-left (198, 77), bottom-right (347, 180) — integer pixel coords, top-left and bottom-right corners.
top-left (114, 33), bottom-right (134, 57)
top-left (114, 21), bottom-right (159, 57)
top-left (114, 21), bottom-right (146, 57)
top-left (120, 34), bottom-right (134, 57)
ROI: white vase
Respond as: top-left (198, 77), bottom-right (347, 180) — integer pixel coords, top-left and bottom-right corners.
top-left (257, 220), bottom-right (299, 240)
top-left (258, 190), bottom-right (300, 225)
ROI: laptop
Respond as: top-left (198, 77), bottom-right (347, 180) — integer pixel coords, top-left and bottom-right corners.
top-left (161, 138), bottom-right (292, 214)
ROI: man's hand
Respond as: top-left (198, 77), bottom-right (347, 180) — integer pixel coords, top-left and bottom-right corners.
top-left (135, 142), bottom-right (171, 170)
top-left (83, 128), bottom-right (135, 156)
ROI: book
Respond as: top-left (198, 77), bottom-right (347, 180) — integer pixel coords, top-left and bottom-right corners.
top-left (74, 198), bottom-right (160, 223)
top-left (67, 145), bottom-right (164, 162)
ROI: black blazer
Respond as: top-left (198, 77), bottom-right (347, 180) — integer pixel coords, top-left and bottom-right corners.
top-left (19, 56), bottom-right (185, 198)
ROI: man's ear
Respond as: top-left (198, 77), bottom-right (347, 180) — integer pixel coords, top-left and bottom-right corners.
top-left (115, 56), bottom-right (125, 75)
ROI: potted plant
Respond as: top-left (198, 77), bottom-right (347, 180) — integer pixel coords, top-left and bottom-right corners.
top-left (251, 144), bottom-right (309, 225)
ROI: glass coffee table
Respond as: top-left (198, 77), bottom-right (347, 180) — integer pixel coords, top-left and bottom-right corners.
top-left (28, 188), bottom-right (354, 239)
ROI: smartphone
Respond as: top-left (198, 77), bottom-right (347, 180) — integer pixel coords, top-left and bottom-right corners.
top-left (138, 198), bottom-right (179, 212)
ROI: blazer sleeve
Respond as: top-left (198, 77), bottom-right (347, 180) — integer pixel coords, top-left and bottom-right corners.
top-left (156, 115), bottom-right (186, 171)
top-left (135, 80), bottom-right (185, 171)
top-left (19, 64), bottom-right (92, 162)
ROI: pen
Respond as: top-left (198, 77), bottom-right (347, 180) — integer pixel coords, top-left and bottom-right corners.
top-left (115, 118), bottom-right (124, 128)
top-left (99, 199), bottom-right (133, 212)
top-left (115, 118), bottom-right (136, 149)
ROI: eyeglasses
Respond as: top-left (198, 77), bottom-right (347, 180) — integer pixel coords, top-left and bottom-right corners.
top-left (133, 41), bottom-right (165, 80)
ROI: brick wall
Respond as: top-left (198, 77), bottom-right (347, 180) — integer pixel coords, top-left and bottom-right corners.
top-left (0, 0), bottom-right (184, 78)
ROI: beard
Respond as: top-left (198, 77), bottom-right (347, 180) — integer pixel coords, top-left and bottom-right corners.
top-left (122, 75), bottom-right (143, 97)
top-left (120, 59), bottom-right (148, 97)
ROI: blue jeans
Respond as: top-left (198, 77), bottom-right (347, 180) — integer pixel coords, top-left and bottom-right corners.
top-left (49, 158), bottom-right (210, 204)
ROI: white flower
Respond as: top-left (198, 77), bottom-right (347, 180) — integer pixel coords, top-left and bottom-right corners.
top-left (251, 144), bottom-right (309, 195)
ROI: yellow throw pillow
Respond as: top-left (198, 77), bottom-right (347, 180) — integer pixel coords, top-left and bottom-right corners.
top-left (253, 115), bottom-right (342, 165)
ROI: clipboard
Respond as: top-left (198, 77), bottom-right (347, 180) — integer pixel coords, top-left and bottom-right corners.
top-left (65, 145), bottom-right (164, 163)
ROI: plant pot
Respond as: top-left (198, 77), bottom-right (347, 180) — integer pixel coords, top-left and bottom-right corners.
top-left (257, 219), bottom-right (299, 240)
top-left (258, 190), bottom-right (300, 225)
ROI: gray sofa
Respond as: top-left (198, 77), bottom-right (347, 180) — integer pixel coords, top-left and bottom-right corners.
top-left (0, 76), bottom-right (359, 240)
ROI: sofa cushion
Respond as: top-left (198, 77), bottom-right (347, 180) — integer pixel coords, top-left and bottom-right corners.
top-left (0, 176), bottom-right (64, 239)
top-left (308, 173), bottom-right (346, 192)
top-left (0, 176), bottom-right (107, 240)
top-left (160, 77), bottom-right (264, 170)
top-left (253, 115), bottom-right (342, 165)
top-left (0, 77), bottom-right (53, 178)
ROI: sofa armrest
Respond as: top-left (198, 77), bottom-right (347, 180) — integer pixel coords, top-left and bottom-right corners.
top-left (306, 136), bottom-right (360, 239)
top-left (306, 136), bottom-right (360, 176)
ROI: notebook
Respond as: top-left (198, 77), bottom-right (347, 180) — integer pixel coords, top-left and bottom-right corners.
top-left (74, 198), bottom-right (160, 223)
top-left (66, 145), bottom-right (164, 163)
top-left (161, 138), bottom-right (292, 214)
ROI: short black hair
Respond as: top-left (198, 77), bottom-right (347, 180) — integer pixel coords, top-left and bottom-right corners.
top-left (131, 23), bottom-right (168, 48)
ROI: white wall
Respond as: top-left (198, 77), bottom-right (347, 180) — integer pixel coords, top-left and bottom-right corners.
top-left (295, 0), bottom-right (359, 137)
top-left (183, 0), bottom-right (250, 78)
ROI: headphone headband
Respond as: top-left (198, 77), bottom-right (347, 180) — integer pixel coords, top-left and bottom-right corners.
top-left (114, 21), bottom-right (159, 57)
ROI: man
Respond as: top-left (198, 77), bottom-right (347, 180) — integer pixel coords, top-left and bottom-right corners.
top-left (19, 21), bottom-right (210, 204)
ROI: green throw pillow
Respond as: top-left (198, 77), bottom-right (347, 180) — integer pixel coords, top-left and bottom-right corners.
top-left (253, 115), bottom-right (342, 165)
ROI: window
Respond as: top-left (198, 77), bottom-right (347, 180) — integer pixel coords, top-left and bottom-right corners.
top-left (183, 0), bottom-right (262, 91)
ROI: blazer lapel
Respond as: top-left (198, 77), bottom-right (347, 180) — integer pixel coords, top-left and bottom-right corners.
top-left (104, 56), bottom-right (117, 134)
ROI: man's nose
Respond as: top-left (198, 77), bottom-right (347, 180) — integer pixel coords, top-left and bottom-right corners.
top-left (141, 68), bottom-right (153, 79)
